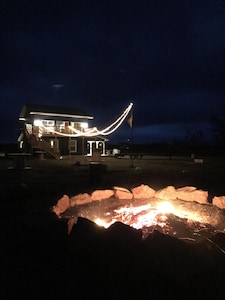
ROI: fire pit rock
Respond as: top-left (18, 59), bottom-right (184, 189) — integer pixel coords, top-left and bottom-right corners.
top-left (113, 186), bottom-right (133, 200)
top-left (213, 196), bottom-right (225, 209)
top-left (155, 185), bottom-right (208, 204)
top-left (52, 184), bottom-right (225, 237)
top-left (131, 184), bottom-right (155, 199)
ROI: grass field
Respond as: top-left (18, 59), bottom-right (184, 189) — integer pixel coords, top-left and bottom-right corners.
top-left (1, 154), bottom-right (225, 211)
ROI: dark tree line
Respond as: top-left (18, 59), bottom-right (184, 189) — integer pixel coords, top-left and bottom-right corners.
top-left (210, 116), bottom-right (225, 147)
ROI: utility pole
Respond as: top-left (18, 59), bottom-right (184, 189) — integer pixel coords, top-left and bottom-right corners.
top-left (128, 106), bottom-right (134, 168)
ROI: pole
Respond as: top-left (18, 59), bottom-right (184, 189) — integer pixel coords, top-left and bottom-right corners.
top-left (130, 122), bottom-right (134, 168)
top-left (128, 106), bottom-right (134, 168)
top-left (82, 137), bottom-right (84, 155)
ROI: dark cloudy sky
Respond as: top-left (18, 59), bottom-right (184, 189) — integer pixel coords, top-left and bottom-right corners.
top-left (1, 0), bottom-right (225, 144)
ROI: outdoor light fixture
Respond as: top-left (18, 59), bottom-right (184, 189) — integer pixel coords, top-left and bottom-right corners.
top-left (34, 119), bottom-right (42, 126)
top-left (19, 141), bottom-right (23, 149)
top-left (80, 122), bottom-right (88, 129)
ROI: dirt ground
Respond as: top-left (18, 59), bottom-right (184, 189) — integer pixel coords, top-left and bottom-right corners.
top-left (2, 154), bottom-right (225, 206)
top-left (1, 155), bottom-right (225, 299)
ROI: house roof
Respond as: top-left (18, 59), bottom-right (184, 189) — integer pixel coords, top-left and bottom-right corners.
top-left (19, 104), bottom-right (94, 120)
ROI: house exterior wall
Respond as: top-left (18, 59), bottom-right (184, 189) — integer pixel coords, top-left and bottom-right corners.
top-left (19, 116), bottom-right (106, 157)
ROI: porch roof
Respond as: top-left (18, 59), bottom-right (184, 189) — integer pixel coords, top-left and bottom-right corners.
top-left (19, 104), bottom-right (94, 120)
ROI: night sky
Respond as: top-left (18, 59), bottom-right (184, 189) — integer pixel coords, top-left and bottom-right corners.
top-left (1, 0), bottom-right (225, 144)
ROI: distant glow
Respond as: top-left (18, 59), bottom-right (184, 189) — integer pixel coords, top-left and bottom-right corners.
top-left (52, 83), bottom-right (64, 89)
top-left (34, 119), bottom-right (42, 126)
top-left (40, 102), bottom-right (133, 137)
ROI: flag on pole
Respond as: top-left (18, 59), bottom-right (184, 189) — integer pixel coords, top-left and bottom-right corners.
top-left (127, 113), bottom-right (133, 128)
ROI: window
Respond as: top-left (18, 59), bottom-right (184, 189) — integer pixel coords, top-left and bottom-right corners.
top-left (56, 121), bottom-right (66, 132)
top-left (70, 139), bottom-right (77, 153)
top-left (70, 122), bottom-right (88, 131)
top-left (42, 120), bottom-right (55, 133)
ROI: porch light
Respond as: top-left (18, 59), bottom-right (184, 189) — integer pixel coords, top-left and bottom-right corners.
top-left (34, 119), bottom-right (42, 126)
top-left (19, 141), bottom-right (23, 149)
top-left (81, 122), bottom-right (88, 129)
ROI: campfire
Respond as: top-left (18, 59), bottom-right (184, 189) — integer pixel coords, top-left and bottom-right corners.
top-left (93, 200), bottom-right (214, 240)
top-left (21, 184), bottom-right (225, 299)
top-left (53, 184), bottom-right (225, 245)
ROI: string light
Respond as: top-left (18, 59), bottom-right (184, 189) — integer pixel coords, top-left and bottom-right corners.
top-left (40, 102), bottom-right (133, 137)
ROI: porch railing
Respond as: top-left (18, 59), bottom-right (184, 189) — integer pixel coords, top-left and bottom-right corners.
top-left (25, 125), bottom-right (61, 159)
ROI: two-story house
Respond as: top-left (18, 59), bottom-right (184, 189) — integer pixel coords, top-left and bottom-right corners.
top-left (18, 104), bottom-right (107, 159)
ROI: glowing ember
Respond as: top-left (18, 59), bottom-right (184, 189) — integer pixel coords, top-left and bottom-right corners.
top-left (93, 202), bottom-right (179, 238)
top-left (78, 199), bottom-right (222, 240)
top-left (156, 201), bottom-right (174, 214)
top-left (94, 218), bottom-right (114, 228)
top-left (60, 194), bottom-right (224, 240)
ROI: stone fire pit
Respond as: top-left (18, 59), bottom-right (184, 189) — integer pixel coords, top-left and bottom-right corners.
top-left (17, 184), bottom-right (225, 299)
top-left (52, 184), bottom-right (225, 244)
